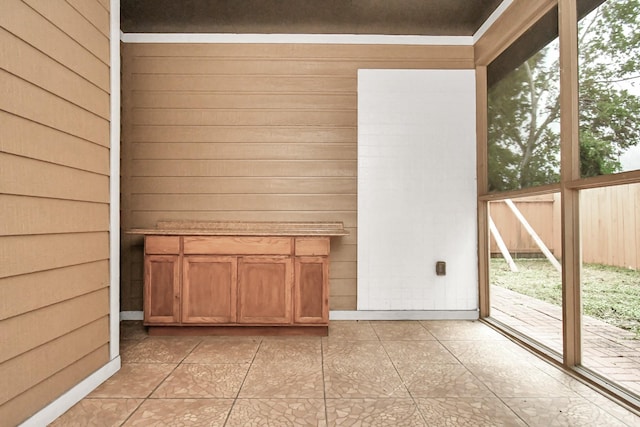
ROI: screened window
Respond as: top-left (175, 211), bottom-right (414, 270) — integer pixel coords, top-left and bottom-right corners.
top-left (487, 8), bottom-right (560, 192)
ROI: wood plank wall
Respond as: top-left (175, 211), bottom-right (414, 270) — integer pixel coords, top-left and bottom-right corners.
top-left (581, 183), bottom-right (640, 270)
top-left (0, 1), bottom-right (111, 424)
top-left (121, 43), bottom-right (474, 311)
top-left (489, 194), bottom-right (561, 256)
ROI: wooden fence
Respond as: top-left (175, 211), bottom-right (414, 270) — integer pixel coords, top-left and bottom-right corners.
top-left (489, 183), bottom-right (640, 270)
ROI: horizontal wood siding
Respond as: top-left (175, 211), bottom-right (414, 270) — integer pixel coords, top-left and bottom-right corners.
top-left (0, 0), bottom-right (111, 424)
top-left (121, 42), bottom-right (474, 311)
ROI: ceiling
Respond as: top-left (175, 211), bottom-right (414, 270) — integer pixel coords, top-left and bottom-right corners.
top-left (121, 0), bottom-right (504, 36)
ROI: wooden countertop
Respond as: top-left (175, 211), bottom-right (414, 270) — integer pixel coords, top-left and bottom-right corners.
top-left (127, 221), bottom-right (349, 237)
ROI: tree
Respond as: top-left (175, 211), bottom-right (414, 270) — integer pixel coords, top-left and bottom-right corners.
top-left (579, 0), bottom-right (640, 176)
top-left (488, 44), bottom-right (561, 191)
top-left (487, 0), bottom-right (640, 192)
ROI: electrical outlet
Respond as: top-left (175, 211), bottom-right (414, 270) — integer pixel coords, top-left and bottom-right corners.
top-left (436, 261), bottom-right (446, 276)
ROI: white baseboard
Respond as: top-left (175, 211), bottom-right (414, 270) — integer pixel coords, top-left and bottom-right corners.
top-left (121, 310), bottom-right (478, 322)
top-left (329, 310), bottom-right (479, 321)
top-left (21, 357), bottom-right (121, 427)
top-left (120, 311), bottom-right (143, 321)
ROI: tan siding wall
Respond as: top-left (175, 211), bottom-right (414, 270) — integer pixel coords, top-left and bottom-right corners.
top-left (121, 42), bottom-right (474, 311)
top-left (0, 0), bottom-right (111, 425)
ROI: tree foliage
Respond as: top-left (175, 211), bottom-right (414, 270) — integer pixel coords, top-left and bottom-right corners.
top-left (488, 0), bottom-right (640, 192)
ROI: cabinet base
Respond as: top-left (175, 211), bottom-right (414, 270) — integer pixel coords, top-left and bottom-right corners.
top-left (147, 325), bottom-right (328, 337)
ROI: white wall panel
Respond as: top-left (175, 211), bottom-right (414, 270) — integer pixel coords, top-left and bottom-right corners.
top-left (357, 69), bottom-right (478, 312)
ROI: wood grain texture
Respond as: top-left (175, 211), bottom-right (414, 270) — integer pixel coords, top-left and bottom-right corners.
top-left (145, 236), bottom-right (180, 254)
top-left (0, 112), bottom-right (110, 175)
top-left (182, 256), bottom-right (237, 323)
top-left (184, 236), bottom-right (292, 255)
top-left (295, 237), bottom-right (330, 256)
top-left (131, 143), bottom-right (357, 160)
top-left (144, 255), bottom-right (181, 324)
top-left (0, 261), bottom-right (109, 321)
top-left (0, 288), bottom-right (109, 362)
top-left (237, 256), bottom-right (293, 324)
top-left (0, 317), bottom-right (109, 407)
top-left (0, 1), bottom-right (111, 422)
top-left (0, 70), bottom-right (109, 146)
top-left (0, 232), bottom-right (109, 279)
top-left (294, 256), bottom-right (328, 324)
top-left (581, 184), bottom-right (640, 270)
top-left (474, 0), bottom-right (557, 66)
top-left (0, 153), bottom-right (109, 202)
top-left (0, 195), bottom-right (109, 236)
top-left (0, 29), bottom-right (109, 118)
top-left (558, 0), bottom-right (581, 366)
top-left (121, 42), bottom-right (475, 312)
top-left (0, 0), bottom-right (109, 91)
top-left (0, 345), bottom-right (109, 427)
top-left (65, 0), bottom-right (111, 38)
top-left (22, 0), bottom-right (109, 65)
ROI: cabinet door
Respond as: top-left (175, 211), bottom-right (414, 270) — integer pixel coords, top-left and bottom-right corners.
top-left (144, 255), bottom-right (180, 324)
top-left (294, 256), bottom-right (329, 324)
top-left (238, 256), bottom-right (292, 324)
top-left (182, 256), bottom-right (237, 324)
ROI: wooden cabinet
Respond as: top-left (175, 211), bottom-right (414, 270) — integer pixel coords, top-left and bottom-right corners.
top-left (238, 256), bottom-right (293, 324)
top-left (294, 256), bottom-right (328, 324)
top-left (144, 255), bottom-right (180, 324)
top-left (182, 256), bottom-right (237, 324)
top-left (140, 230), bottom-right (339, 335)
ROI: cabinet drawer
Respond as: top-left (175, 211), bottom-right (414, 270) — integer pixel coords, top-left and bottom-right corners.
top-left (295, 237), bottom-right (330, 256)
top-left (145, 236), bottom-right (180, 254)
top-left (184, 236), bottom-right (292, 255)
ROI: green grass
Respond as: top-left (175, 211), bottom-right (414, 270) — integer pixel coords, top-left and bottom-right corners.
top-left (490, 258), bottom-right (640, 338)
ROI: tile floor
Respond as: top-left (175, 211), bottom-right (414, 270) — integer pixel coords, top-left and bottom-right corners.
top-left (51, 320), bottom-right (640, 426)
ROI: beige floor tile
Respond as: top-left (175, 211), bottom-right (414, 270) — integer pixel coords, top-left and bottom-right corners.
top-left (383, 340), bottom-right (458, 368)
top-left (421, 320), bottom-right (508, 341)
top-left (118, 339), bottom-right (141, 356)
top-left (151, 363), bottom-right (249, 398)
top-left (123, 398), bottom-right (233, 426)
top-left (88, 364), bottom-right (176, 398)
top-left (370, 321), bottom-right (435, 341)
top-left (326, 398), bottom-right (426, 426)
top-left (49, 398), bottom-right (143, 427)
top-left (441, 340), bottom-right (532, 366)
top-left (503, 397), bottom-right (629, 426)
top-left (119, 321), bottom-right (148, 341)
top-left (536, 363), bottom-right (608, 397)
top-left (328, 320), bottom-right (378, 340)
top-left (324, 341), bottom-right (408, 398)
top-left (183, 336), bottom-right (261, 364)
top-left (48, 320), bottom-right (640, 426)
top-left (323, 340), bottom-right (391, 365)
top-left (415, 397), bottom-right (526, 427)
top-left (577, 393), bottom-right (640, 425)
top-left (239, 361), bottom-right (324, 398)
top-left (397, 364), bottom-right (490, 397)
top-left (225, 399), bottom-right (326, 427)
top-left (253, 337), bottom-right (322, 365)
top-left (465, 363), bottom-right (576, 398)
top-left (120, 337), bottom-right (201, 363)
